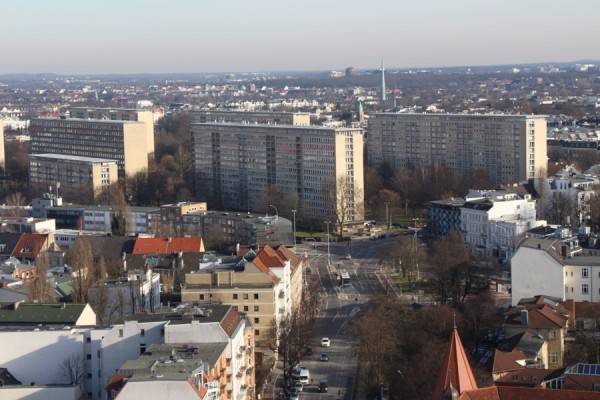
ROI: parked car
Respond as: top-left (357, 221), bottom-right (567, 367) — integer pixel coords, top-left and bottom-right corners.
top-left (320, 353), bottom-right (329, 361)
top-left (294, 381), bottom-right (303, 392)
top-left (321, 337), bottom-right (330, 347)
top-left (319, 380), bottom-right (328, 393)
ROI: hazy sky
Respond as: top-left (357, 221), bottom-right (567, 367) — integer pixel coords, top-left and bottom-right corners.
top-left (3, 0), bottom-right (599, 74)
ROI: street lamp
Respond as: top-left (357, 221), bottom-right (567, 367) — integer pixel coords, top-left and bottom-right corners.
top-left (413, 218), bottom-right (420, 281)
top-left (326, 221), bottom-right (331, 266)
top-left (292, 209), bottom-right (297, 247)
top-left (385, 202), bottom-right (390, 231)
top-left (397, 370), bottom-right (405, 400)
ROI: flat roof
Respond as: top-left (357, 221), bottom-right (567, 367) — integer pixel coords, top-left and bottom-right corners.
top-left (192, 122), bottom-right (363, 132)
top-left (30, 153), bottom-right (118, 163)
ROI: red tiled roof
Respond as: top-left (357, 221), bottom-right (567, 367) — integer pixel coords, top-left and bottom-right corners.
top-left (432, 328), bottom-right (478, 400)
top-left (574, 302), bottom-right (600, 319)
top-left (493, 368), bottom-right (562, 388)
top-left (132, 237), bottom-right (204, 255)
top-left (220, 307), bottom-right (242, 338)
top-left (492, 350), bottom-right (527, 374)
top-left (11, 233), bottom-right (48, 259)
top-left (504, 304), bottom-right (568, 330)
top-left (563, 373), bottom-right (600, 391)
top-left (461, 386), bottom-right (600, 400)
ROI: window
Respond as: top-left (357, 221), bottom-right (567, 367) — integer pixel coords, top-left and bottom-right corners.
top-left (244, 306), bottom-right (248, 312)
top-left (254, 306), bottom-right (259, 312)
top-left (255, 329), bottom-right (260, 336)
top-left (86, 354), bottom-right (92, 360)
top-left (199, 294), bottom-right (205, 300)
top-left (233, 294), bottom-right (238, 300)
top-left (549, 352), bottom-right (559, 364)
top-left (583, 284), bottom-right (589, 294)
top-left (140, 329), bottom-right (145, 337)
top-left (118, 329), bottom-right (123, 337)
top-left (254, 293), bottom-right (259, 299)
top-left (571, 271), bottom-right (573, 277)
top-left (549, 330), bottom-right (556, 339)
top-left (254, 317), bottom-right (260, 324)
top-left (243, 293), bottom-right (248, 300)
top-left (582, 268), bottom-right (589, 278)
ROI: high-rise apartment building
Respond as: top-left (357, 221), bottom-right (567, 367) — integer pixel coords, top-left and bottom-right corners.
top-left (190, 109), bottom-right (310, 126)
top-left (69, 107), bottom-right (155, 156)
top-left (368, 113), bottom-right (547, 185)
top-left (0, 122), bottom-right (4, 168)
top-left (29, 154), bottom-right (118, 200)
top-left (30, 118), bottom-right (149, 177)
top-left (192, 122), bottom-right (364, 222)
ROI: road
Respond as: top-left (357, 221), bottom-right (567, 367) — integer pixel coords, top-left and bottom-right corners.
top-left (282, 236), bottom-right (394, 399)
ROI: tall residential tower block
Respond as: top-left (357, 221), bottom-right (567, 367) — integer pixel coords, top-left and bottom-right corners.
top-left (368, 113), bottom-right (547, 185)
top-left (30, 118), bottom-right (149, 177)
top-left (192, 122), bottom-right (364, 222)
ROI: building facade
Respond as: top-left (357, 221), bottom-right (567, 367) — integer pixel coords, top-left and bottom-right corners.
top-left (192, 123), bottom-right (364, 222)
top-left (190, 110), bottom-right (310, 126)
top-left (69, 107), bottom-right (155, 156)
top-left (367, 113), bottom-right (547, 186)
top-left (29, 154), bottom-right (118, 201)
top-left (29, 118), bottom-right (148, 177)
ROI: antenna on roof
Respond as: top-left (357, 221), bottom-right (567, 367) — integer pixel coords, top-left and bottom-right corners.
top-left (453, 312), bottom-right (456, 330)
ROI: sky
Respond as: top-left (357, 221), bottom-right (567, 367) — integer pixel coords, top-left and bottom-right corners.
top-left (3, 0), bottom-right (599, 75)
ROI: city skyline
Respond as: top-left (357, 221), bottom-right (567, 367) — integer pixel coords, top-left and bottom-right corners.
top-left (4, 0), bottom-right (599, 75)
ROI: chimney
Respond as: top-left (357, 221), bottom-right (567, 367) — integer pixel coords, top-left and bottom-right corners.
top-left (561, 246), bottom-right (567, 258)
top-left (520, 309), bottom-right (529, 325)
top-left (537, 243), bottom-right (541, 249)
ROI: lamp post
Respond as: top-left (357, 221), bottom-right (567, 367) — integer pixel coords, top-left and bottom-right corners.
top-left (397, 370), bottom-right (405, 400)
top-left (292, 209), bottom-right (297, 247)
top-left (269, 204), bottom-right (278, 218)
top-left (413, 218), bottom-right (420, 281)
top-left (385, 202), bottom-right (390, 231)
top-left (326, 221), bottom-right (331, 266)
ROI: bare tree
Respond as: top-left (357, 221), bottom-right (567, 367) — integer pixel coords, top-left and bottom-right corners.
top-left (56, 353), bottom-right (86, 386)
top-left (324, 174), bottom-right (364, 238)
top-left (66, 237), bottom-right (94, 302)
top-left (265, 310), bottom-right (309, 388)
top-left (534, 167), bottom-right (550, 220)
top-left (3, 192), bottom-right (28, 217)
top-left (28, 253), bottom-right (54, 302)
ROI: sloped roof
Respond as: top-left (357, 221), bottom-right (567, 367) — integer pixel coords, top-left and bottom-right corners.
top-left (0, 233), bottom-right (24, 257)
top-left (492, 349), bottom-right (527, 374)
top-left (493, 368), bottom-right (563, 387)
top-left (460, 386), bottom-right (600, 400)
top-left (11, 233), bottom-right (48, 259)
top-left (219, 307), bottom-right (243, 338)
top-left (132, 237), bottom-right (204, 255)
top-left (573, 301), bottom-right (600, 319)
top-left (563, 373), bottom-right (600, 391)
top-left (0, 302), bottom-right (89, 325)
top-left (432, 328), bottom-right (478, 400)
top-left (86, 236), bottom-right (135, 261)
top-left (504, 302), bottom-right (569, 330)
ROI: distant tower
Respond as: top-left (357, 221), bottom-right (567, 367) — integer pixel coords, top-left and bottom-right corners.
top-left (357, 100), bottom-right (364, 123)
top-left (380, 60), bottom-right (386, 101)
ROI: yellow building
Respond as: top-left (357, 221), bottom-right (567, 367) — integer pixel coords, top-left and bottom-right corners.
top-left (182, 245), bottom-right (303, 348)
top-left (69, 107), bottom-right (155, 157)
top-left (29, 154), bottom-right (118, 201)
top-left (30, 118), bottom-right (148, 177)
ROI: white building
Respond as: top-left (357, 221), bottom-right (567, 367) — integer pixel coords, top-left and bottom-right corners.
top-left (510, 235), bottom-right (600, 305)
top-left (461, 189), bottom-right (544, 259)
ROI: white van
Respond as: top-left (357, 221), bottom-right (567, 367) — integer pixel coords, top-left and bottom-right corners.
top-left (291, 366), bottom-right (310, 384)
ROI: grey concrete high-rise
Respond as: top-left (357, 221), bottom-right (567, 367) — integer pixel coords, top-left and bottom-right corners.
top-left (368, 113), bottom-right (547, 185)
top-left (192, 122), bottom-right (364, 222)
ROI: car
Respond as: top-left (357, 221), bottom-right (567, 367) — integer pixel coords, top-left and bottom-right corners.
top-left (289, 387), bottom-right (299, 396)
top-left (305, 347), bottom-right (313, 355)
top-left (294, 381), bottom-right (303, 392)
top-left (319, 380), bottom-right (329, 393)
top-left (289, 395), bottom-right (299, 400)
top-left (342, 254), bottom-right (351, 260)
top-left (320, 353), bottom-right (329, 361)
top-left (321, 337), bottom-right (330, 347)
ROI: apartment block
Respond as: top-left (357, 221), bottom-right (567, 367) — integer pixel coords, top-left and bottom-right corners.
top-left (192, 122), bottom-right (364, 221)
top-left (29, 118), bottom-right (148, 177)
top-left (69, 107), bottom-right (155, 155)
top-left (182, 245), bottom-right (303, 348)
top-left (29, 153), bottom-right (118, 200)
top-left (368, 113), bottom-right (547, 185)
top-left (190, 109), bottom-right (310, 126)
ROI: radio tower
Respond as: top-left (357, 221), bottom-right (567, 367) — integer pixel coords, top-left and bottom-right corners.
top-left (380, 59), bottom-right (386, 101)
